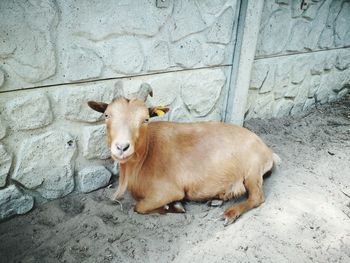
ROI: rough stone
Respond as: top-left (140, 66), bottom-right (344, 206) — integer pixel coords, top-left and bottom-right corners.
top-left (69, 0), bottom-right (172, 40)
top-left (181, 69), bottom-right (226, 117)
top-left (0, 117), bottom-right (7, 140)
top-left (0, 145), bottom-right (12, 187)
top-left (303, 98), bottom-right (315, 111)
top-left (196, 0), bottom-right (228, 16)
top-left (0, 68), bottom-right (5, 88)
top-left (247, 94), bottom-right (274, 119)
top-left (318, 27), bottom-right (334, 49)
top-left (337, 88), bottom-right (349, 99)
top-left (4, 93), bottom-right (53, 131)
top-left (308, 75), bottom-right (321, 98)
top-left (169, 104), bottom-right (194, 122)
top-left (12, 131), bottom-right (76, 199)
top-left (286, 20), bottom-right (310, 52)
top-left (171, 0), bottom-right (207, 41)
top-left (250, 63), bottom-right (269, 90)
top-left (291, 61), bottom-right (308, 84)
top-left (257, 8), bottom-right (292, 56)
top-left (147, 41), bottom-right (170, 71)
top-left (65, 47), bottom-right (104, 81)
top-left (202, 44), bottom-right (225, 66)
top-left (207, 7), bottom-right (234, 44)
top-left (334, 2), bottom-right (350, 47)
top-left (0, 185), bottom-right (34, 220)
top-left (82, 125), bottom-right (110, 160)
top-left (172, 37), bottom-right (203, 68)
top-left (147, 75), bottom-right (180, 106)
top-left (62, 83), bottom-right (123, 122)
top-left (77, 166), bottom-right (111, 193)
top-left (284, 84), bottom-right (299, 98)
top-left (335, 52), bottom-right (350, 70)
top-left (1, 0), bottom-right (58, 83)
top-left (273, 99), bottom-right (294, 118)
top-left (105, 36), bottom-right (144, 74)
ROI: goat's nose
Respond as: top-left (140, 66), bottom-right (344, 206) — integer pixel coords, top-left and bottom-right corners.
top-left (116, 143), bottom-right (130, 152)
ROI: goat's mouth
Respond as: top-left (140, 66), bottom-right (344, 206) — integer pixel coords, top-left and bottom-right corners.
top-left (111, 153), bottom-right (133, 164)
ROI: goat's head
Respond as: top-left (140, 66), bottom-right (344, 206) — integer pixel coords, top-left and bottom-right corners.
top-left (88, 83), bottom-right (169, 163)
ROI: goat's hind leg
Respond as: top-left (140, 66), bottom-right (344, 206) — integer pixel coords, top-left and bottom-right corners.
top-left (223, 175), bottom-right (264, 226)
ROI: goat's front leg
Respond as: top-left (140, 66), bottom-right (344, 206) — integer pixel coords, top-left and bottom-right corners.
top-left (135, 191), bottom-right (185, 214)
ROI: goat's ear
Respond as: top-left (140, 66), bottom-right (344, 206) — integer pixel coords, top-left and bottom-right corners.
top-left (149, 106), bottom-right (170, 118)
top-left (88, 101), bottom-right (108, 113)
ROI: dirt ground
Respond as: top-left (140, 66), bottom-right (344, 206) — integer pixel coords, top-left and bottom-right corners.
top-left (1, 95), bottom-right (350, 263)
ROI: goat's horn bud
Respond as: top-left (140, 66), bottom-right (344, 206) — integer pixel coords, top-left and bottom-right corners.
top-left (137, 83), bottom-right (153, 101)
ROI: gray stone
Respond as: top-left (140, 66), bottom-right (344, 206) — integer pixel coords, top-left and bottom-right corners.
top-left (148, 75), bottom-right (180, 106)
top-left (286, 20), bottom-right (309, 52)
top-left (169, 104), bottom-right (194, 122)
top-left (284, 84), bottom-right (299, 98)
top-left (147, 41), bottom-right (170, 71)
top-left (196, 0), bottom-right (228, 15)
top-left (318, 27), bottom-right (334, 49)
top-left (250, 63), bottom-right (269, 90)
top-left (337, 88), bottom-right (349, 99)
top-left (65, 47), bottom-right (104, 81)
top-left (303, 98), bottom-right (315, 111)
top-left (259, 68), bottom-right (275, 94)
top-left (4, 93), bottom-right (53, 131)
top-left (291, 61), bottom-right (308, 84)
top-left (250, 61), bottom-right (275, 94)
top-left (0, 145), bottom-right (12, 187)
top-left (0, 69), bottom-right (5, 88)
top-left (335, 52), bottom-right (350, 70)
top-left (77, 166), bottom-right (112, 193)
top-left (207, 7), bottom-right (234, 44)
top-left (12, 131), bottom-right (76, 199)
top-left (308, 75), bottom-right (321, 98)
top-left (62, 83), bottom-right (123, 122)
top-left (273, 99), bottom-right (294, 118)
top-left (0, 117), bottom-right (7, 140)
top-left (69, 0), bottom-right (172, 39)
top-left (82, 125), bottom-right (110, 160)
top-left (106, 36), bottom-right (144, 74)
top-left (181, 69), bottom-right (226, 117)
top-left (202, 44), bottom-right (225, 66)
top-left (0, 185), bottom-right (34, 220)
top-left (334, 2), bottom-right (350, 47)
top-left (1, 0), bottom-right (58, 83)
top-left (310, 61), bottom-right (324, 75)
top-left (171, 0), bottom-right (207, 41)
top-left (257, 8), bottom-right (292, 56)
top-left (247, 94), bottom-right (274, 119)
top-left (172, 37), bottom-right (203, 68)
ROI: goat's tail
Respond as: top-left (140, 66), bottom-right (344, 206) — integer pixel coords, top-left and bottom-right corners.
top-left (272, 153), bottom-right (282, 170)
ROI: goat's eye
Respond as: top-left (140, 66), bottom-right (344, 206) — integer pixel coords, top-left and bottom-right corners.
top-left (104, 113), bottom-right (111, 120)
top-left (144, 118), bottom-right (149, 123)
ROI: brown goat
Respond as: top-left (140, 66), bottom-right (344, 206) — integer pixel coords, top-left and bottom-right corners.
top-left (88, 83), bottom-right (280, 225)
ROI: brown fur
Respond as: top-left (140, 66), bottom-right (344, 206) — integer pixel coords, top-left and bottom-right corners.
top-left (88, 96), bottom-right (279, 224)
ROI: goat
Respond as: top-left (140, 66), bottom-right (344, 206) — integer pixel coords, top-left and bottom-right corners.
top-left (88, 83), bottom-right (280, 225)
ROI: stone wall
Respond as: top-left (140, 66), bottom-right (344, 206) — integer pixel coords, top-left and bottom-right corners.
top-left (246, 0), bottom-right (350, 119)
top-left (0, 0), bottom-right (238, 220)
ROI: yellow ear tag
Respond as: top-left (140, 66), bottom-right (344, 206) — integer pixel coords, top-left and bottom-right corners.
top-left (155, 109), bottom-right (165, 117)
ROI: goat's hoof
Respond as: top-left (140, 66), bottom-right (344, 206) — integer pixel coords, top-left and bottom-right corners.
top-left (222, 210), bottom-right (240, 226)
top-left (173, 202), bottom-right (186, 213)
top-left (208, 199), bottom-right (224, 207)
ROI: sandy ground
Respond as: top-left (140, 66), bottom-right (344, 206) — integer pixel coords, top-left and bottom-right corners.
top-left (1, 95), bottom-right (350, 263)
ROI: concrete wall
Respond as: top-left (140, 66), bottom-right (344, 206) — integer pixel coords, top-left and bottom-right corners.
top-left (245, 0), bottom-right (350, 119)
top-left (0, 0), bottom-right (239, 220)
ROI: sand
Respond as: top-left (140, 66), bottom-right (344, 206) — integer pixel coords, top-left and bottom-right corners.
top-left (1, 95), bottom-right (350, 263)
